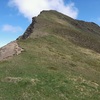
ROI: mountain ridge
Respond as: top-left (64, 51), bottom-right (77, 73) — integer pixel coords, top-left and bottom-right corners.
top-left (18, 10), bottom-right (100, 53)
top-left (0, 10), bottom-right (100, 100)
top-left (18, 10), bottom-right (100, 40)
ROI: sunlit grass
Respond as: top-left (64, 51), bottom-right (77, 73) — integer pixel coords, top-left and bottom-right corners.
top-left (0, 10), bottom-right (100, 100)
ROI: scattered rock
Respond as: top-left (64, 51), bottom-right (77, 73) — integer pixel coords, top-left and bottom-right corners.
top-left (1, 77), bottom-right (22, 83)
top-left (1, 77), bottom-right (39, 84)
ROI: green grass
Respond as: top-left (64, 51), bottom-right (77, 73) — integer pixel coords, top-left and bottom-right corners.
top-left (0, 10), bottom-right (100, 100)
top-left (0, 34), bottom-right (100, 100)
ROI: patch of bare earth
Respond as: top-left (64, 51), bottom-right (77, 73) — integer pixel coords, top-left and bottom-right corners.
top-left (0, 41), bottom-right (24, 61)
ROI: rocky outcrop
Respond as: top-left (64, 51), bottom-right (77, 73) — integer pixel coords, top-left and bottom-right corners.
top-left (0, 41), bottom-right (23, 61)
top-left (17, 17), bottom-right (36, 40)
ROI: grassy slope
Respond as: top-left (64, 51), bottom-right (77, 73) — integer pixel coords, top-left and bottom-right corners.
top-left (0, 10), bottom-right (100, 100)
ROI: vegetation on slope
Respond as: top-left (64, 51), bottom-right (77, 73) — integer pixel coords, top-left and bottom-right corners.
top-left (0, 10), bottom-right (100, 100)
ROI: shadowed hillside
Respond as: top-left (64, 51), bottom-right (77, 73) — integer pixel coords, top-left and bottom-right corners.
top-left (0, 10), bottom-right (100, 100)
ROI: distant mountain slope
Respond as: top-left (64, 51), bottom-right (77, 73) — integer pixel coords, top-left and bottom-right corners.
top-left (0, 10), bottom-right (100, 100)
top-left (19, 10), bottom-right (100, 53)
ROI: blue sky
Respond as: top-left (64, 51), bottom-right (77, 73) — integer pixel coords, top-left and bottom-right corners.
top-left (0, 0), bottom-right (100, 47)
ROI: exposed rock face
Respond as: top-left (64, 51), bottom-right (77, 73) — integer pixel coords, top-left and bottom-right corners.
top-left (0, 41), bottom-right (23, 61)
top-left (17, 17), bottom-right (36, 40)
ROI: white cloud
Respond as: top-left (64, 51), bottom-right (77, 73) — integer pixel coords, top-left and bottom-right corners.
top-left (8, 0), bottom-right (78, 20)
top-left (2, 24), bottom-right (23, 33)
